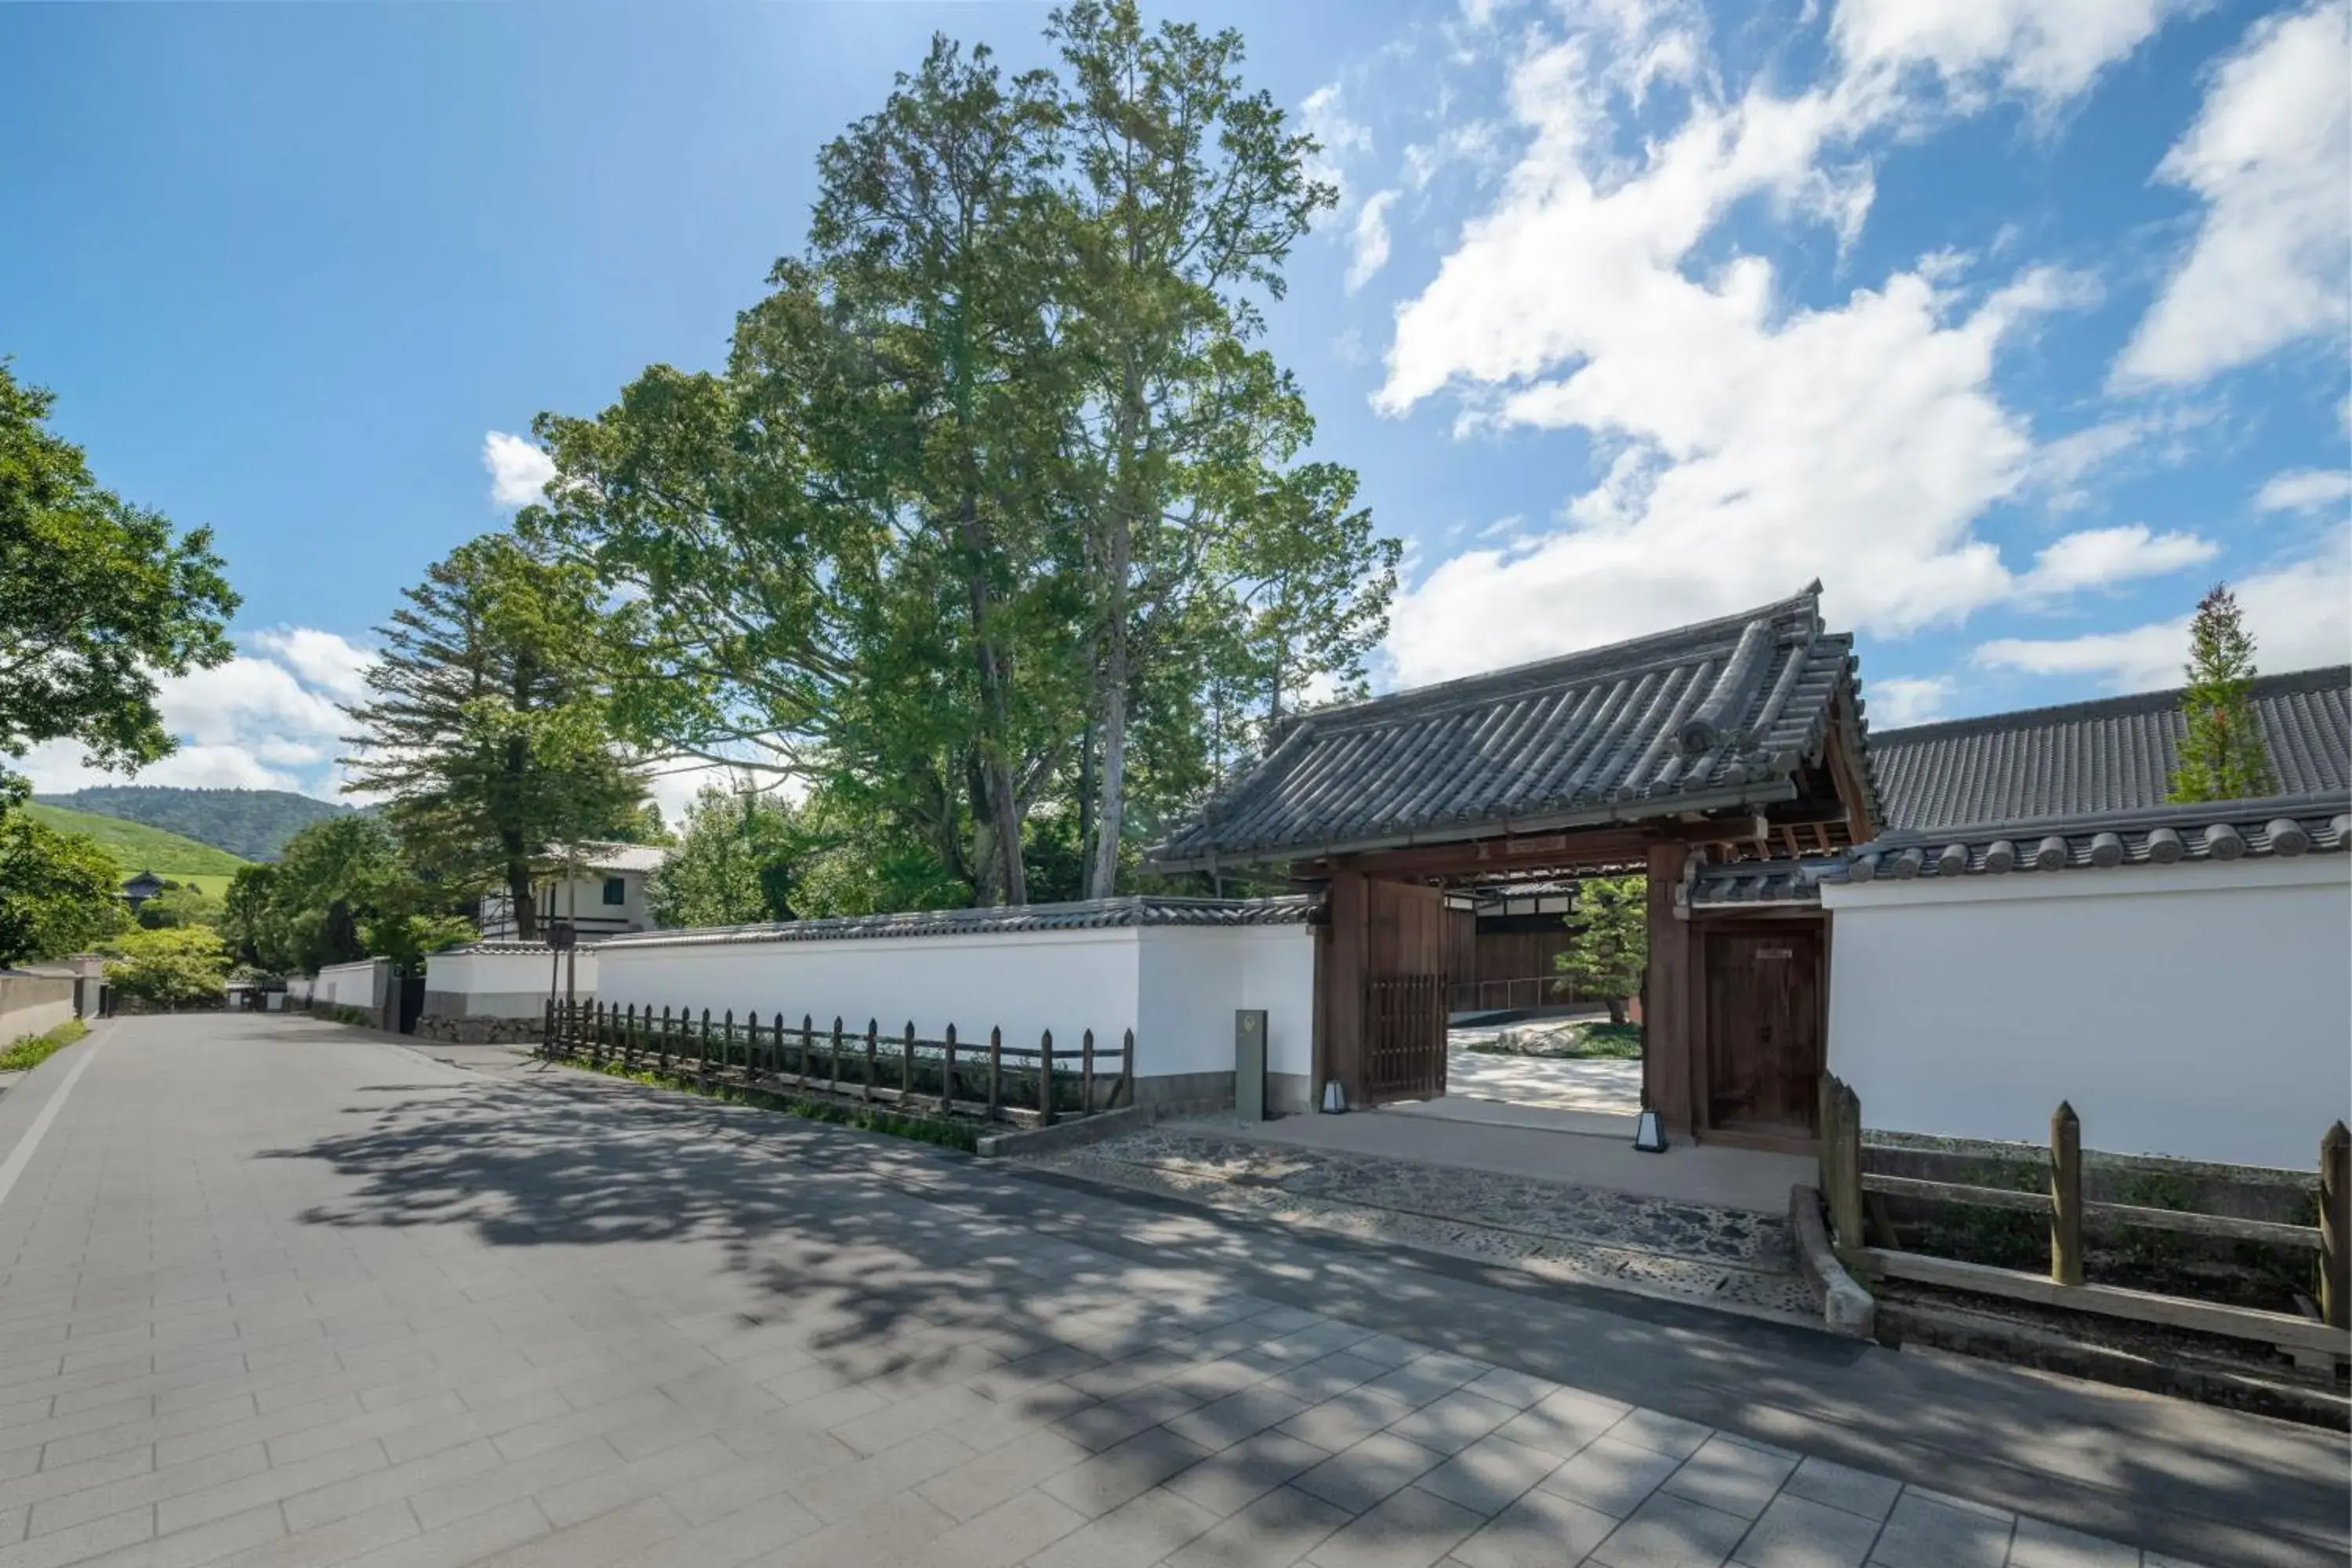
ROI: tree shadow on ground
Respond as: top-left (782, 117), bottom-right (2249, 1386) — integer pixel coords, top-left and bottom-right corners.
top-left (256, 1062), bottom-right (2349, 1567)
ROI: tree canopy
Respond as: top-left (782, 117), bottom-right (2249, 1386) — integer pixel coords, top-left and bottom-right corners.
top-left (0, 780), bottom-right (129, 966)
top-left (1554, 877), bottom-right (1647, 1026)
top-left (523, 2), bottom-right (1396, 913)
top-left (0, 361), bottom-right (238, 771)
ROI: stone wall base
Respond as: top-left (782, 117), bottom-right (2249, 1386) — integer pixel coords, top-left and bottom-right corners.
top-left (416, 1014), bottom-right (545, 1046)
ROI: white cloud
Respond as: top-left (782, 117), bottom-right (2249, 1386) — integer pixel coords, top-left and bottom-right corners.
top-left (2256, 467), bottom-right (2352, 514)
top-left (1976, 531), bottom-right (2352, 689)
top-left (1831, 0), bottom-right (2192, 107)
top-left (1301, 83), bottom-right (1374, 209)
top-left (18, 627), bottom-right (368, 801)
top-left (1870, 676), bottom-right (1958, 728)
top-left (2017, 524), bottom-right (2218, 597)
top-left (2112, 2), bottom-right (2352, 389)
top-left (1346, 190), bottom-right (1399, 293)
top-left (1363, 0), bottom-right (2222, 688)
top-left (483, 430), bottom-right (557, 509)
top-left (247, 627), bottom-right (376, 705)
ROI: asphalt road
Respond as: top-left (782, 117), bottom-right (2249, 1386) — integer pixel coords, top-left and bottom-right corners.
top-left (0, 1013), bottom-right (2338, 1568)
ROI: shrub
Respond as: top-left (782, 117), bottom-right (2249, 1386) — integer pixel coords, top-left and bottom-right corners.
top-left (104, 925), bottom-right (234, 1009)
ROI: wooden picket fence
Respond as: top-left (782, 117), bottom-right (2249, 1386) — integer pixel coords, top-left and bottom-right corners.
top-left (1818, 1071), bottom-right (2350, 1365)
top-left (539, 1000), bottom-right (1131, 1128)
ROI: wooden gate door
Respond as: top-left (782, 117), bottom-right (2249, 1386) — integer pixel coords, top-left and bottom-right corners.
top-left (1361, 880), bottom-right (1448, 1103)
top-left (1704, 927), bottom-right (1824, 1134)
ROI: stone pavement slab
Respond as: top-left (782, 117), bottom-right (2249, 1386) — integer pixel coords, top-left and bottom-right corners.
top-left (0, 1014), bottom-right (2333, 1568)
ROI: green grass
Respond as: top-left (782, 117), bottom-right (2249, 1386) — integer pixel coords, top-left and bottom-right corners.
top-left (0, 1018), bottom-right (88, 1074)
top-left (22, 804), bottom-right (252, 880)
top-left (551, 1051), bottom-right (982, 1152)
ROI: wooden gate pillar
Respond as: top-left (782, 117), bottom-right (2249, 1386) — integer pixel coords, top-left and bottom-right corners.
top-left (1326, 866), bottom-right (1370, 1109)
top-left (1645, 842), bottom-right (1697, 1137)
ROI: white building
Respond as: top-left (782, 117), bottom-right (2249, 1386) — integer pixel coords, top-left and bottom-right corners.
top-left (476, 842), bottom-right (670, 942)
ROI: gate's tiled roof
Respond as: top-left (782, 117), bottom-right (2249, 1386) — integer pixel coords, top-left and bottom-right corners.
top-left (1871, 666), bottom-right (2349, 832)
top-left (1833, 795), bottom-right (2350, 884)
top-left (1152, 586), bottom-right (1871, 868)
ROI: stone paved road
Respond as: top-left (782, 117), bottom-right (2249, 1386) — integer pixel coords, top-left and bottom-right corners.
top-left (0, 1014), bottom-right (2340, 1568)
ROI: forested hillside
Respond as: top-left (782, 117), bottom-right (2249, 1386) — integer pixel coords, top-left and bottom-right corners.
top-left (31, 786), bottom-right (350, 861)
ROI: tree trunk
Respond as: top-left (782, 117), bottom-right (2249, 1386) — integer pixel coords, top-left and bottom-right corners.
top-left (1089, 616), bottom-right (1130, 898)
top-left (505, 858), bottom-right (538, 942)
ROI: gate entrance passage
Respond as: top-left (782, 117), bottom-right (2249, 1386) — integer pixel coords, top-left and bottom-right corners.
top-left (1152, 586), bottom-right (1874, 1150)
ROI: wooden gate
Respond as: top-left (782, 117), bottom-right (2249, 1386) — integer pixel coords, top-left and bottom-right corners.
top-left (1365, 975), bottom-right (1446, 1101)
top-left (1704, 927), bottom-right (1824, 1134)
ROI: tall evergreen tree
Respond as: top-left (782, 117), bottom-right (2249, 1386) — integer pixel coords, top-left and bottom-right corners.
top-left (2168, 583), bottom-right (2275, 804)
top-left (1553, 877), bottom-right (1647, 1026)
top-left (343, 535), bottom-right (644, 939)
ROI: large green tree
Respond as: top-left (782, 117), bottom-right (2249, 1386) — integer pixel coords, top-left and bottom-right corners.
top-left (0, 362), bottom-right (238, 771)
top-left (648, 784), bottom-right (805, 929)
top-left (524, 4), bottom-right (1396, 913)
top-left (0, 782), bottom-right (129, 966)
top-left (2169, 583), bottom-right (2275, 804)
top-left (233, 815), bottom-right (403, 975)
top-left (343, 535), bottom-right (645, 940)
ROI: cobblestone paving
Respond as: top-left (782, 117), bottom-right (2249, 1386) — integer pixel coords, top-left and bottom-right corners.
top-left (0, 1017), bottom-right (2336, 1567)
top-left (1025, 1129), bottom-right (1818, 1321)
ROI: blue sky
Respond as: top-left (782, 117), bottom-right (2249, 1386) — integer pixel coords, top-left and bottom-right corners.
top-left (5, 0), bottom-right (2346, 809)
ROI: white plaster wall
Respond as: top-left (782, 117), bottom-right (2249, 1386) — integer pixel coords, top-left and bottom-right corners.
top-left (1824, 856), bottom-right (2352, 1170)
top-left (593, 928), bottom-right (1144, 1053)
top-left (0, 975), bottom-right (74, 1043)
top-left (1134, 926), bottom-right (1318, 1081)
top-left (313, 960), bottom-right (387, 1012)
top-left (424, 949), bottom-right (598, 1018)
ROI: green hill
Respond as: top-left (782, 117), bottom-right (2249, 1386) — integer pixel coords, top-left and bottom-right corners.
top-left (30, 786), bottom-right (352, 862)
top-left (21, 804), bottom-right (251, 895)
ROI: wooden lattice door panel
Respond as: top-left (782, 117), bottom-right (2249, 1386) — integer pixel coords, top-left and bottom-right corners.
top-left (1364, 974), bottom-right (1447, 1102)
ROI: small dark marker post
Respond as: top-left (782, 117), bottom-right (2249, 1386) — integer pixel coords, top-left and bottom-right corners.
top-left (2050, 1101), bottom-right (2083, 1287)
top-left (988, 1027), bottom-right (1002, 1119)
top-left (1039, 1030), bottom-right (1055, 1127)
top-left (902, 1022), bottom-right (915, 1101)
top-left (943, 1025), bottom-right (958, 1115)
top-left (863, 1020), bottom-right (877, 1105)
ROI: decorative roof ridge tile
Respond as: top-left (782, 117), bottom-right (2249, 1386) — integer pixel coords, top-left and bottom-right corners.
top-left (1276, 586), bottom-right (1827, 738)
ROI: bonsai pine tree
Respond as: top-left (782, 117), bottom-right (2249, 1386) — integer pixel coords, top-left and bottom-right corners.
top-left (1554, 874), bottom-right (1647, 1026)
top-left (2168, 583), bottom-right (2275, 804)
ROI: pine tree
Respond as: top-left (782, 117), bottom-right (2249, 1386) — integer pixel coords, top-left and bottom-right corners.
top-left (1553, 876), bottom-right (1647, 1026)
top-left (343, 535), bottom-right (644, 939)
top-left (2168, 583), bottom-right (2274, 804)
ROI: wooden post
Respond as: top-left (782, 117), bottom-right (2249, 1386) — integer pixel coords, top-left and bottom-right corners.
top-left (800, 1014), bottom-right (812, 1081)
top-left (1121, 1029), bottom-right (1134, 1109)
top-left (1081, 1029), bottom-right (1095, 1115)
top-left (542, 998), bottom-right (554, 1056)
top-left (902, 1022), bottom-right (915, 1102)
top-left (1039, 1029), bottom-right (1055, 1127)
top-left (942, 1025), bottom-right (958, 1115)
top-left (829, 1018), bottom-right (843, 1094)
top-left (723, 1010), bottom-right (735, 1080)
top-left (657, 1006), bottom-right (671, 1073)
top-left (592, 1002), bottom-right (606, 1066)
top-left (988, 1026), bottom-right (1002, 1119)
top-left (2051, 1101), bottom-right (2083, 1287)
top-left (699, 1008), bottom-right (713, 1085)
top-left (1820, 1073), bottom-right (1865, 1267)
top-left (2321, 1121), bottom-right (2350, 1330)
top-left (1327, 866), bottom-right (1369, 1110)
top-left (863, 1020), bottom-right (877, 1105)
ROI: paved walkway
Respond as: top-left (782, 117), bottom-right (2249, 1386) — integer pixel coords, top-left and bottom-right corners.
top-left (0, 1015), bottom-right (2339, 1568)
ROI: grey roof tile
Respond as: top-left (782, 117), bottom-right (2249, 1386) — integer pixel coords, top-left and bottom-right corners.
top-left (1833, 796), bottom-right (2350, 884)
top-left (593, 896), bottom-right (1315, 951)
top-left (1873, 666), bottom-right (2349, 831)
top-left (1154, 587), bottom-right (1871, 866)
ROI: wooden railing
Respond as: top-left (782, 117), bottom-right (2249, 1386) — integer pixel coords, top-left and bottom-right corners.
top-left (539, 1000), bottom-right (1131, 1128)
top-left (1818, 1071), bottom-right (2350, 1361)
